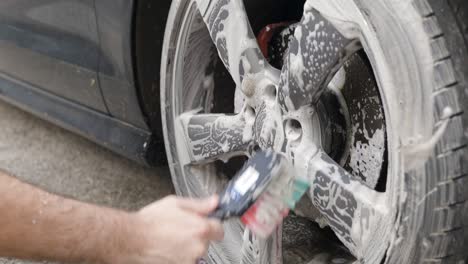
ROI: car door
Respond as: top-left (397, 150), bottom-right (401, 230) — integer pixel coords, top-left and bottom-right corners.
top-left (0, 0), bottom-right (108, 113)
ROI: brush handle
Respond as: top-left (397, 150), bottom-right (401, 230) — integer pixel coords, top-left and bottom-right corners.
top-left (208, 209), bottom-right (224, 219)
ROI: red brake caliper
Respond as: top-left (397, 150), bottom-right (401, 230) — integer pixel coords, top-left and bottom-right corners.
top-left (257, 22), bottom-right (297, 68)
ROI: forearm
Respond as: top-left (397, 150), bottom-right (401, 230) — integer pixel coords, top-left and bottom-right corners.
top-left (0, 171), bottom-right (134, 263)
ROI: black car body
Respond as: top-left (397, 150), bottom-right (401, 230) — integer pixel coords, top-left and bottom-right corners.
top-left (0, 0), bottom-right (171, 166)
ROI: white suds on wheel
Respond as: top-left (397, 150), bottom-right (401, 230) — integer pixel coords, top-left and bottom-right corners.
top-left (402, 106), bottom-right (453, 170)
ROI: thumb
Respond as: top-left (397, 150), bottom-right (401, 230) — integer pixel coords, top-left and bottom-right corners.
top-left (177, 195), bottom-right (219, 215)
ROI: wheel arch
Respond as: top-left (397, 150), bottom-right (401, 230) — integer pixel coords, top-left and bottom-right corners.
top-left (132, 0), bottom-right (173, 165)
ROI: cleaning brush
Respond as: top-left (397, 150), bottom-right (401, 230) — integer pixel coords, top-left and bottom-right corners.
top-left (209, 149), bottom-right (310, 238)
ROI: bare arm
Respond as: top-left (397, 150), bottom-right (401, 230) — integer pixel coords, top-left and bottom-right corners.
top-left (0, 170), bottom-right (131, 263)
top-left (0, 171), bottom-right (224, 264)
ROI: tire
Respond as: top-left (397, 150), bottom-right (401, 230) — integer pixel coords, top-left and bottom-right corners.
top-left (388, 0), bottom-right (468, 263)
top-left (160, 0), bottom-right (468, 263)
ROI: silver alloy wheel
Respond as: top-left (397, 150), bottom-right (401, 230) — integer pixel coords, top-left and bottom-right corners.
top-left (161, 0), bottom-right (435, 263)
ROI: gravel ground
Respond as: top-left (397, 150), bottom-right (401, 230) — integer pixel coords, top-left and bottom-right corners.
top-left (0, 101), bottom-right (174, 264)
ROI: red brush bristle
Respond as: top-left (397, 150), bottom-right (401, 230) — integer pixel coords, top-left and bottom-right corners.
top-left (241, 195), bottom-right (289, 238)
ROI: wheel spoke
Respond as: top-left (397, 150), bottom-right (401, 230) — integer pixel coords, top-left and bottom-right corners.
top-left (278, 7), bottom-right (360, 112)
top-left (303, 148), bottom-right (388, 255)
top-left (195, 0), bottom-right (272, 87)
top-left (178, 112), bottom-right (254, 164)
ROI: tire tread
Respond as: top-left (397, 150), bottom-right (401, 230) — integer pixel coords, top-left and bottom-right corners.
top-left (412, 0), bottom-right (468, 262)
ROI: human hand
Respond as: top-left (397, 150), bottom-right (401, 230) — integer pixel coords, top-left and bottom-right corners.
top-left (107, 195), bottom-right (224, 264)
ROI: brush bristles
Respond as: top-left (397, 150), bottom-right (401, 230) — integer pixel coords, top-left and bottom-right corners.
top-left (241, 178), bottom-right (310, 238)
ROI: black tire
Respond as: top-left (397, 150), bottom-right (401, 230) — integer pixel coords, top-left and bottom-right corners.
top-left (160, 0), bottom-right (468, 263)
top-left (388, 0), bottom-right (468, 263)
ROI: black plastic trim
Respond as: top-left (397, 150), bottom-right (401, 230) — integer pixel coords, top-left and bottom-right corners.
top-left (0, 73), bottom-right (163, 166)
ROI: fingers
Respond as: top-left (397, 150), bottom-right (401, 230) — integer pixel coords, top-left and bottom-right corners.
top-left (133, 195), bottom-right (224, 264)
top-left (172, 195), bottom-right (224, 241)
top-left (191, 221), bottom-right (223, 262)
top-left (177, 195), bottom-right (219, 215)
top-left (204, 219), bottom-right (224, 241)
top-left (187, 218), bottom-right (223, 263)
top-left (176, 195), bottom-right (224, 240)
top-left (192, 242), bottom-right (210, 263)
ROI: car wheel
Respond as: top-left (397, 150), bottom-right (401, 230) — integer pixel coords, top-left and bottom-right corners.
top-left (160, 0), bottom-right (468, 263)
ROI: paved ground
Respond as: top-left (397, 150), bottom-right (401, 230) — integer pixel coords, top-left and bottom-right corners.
top-left (0, 101), bottom-right (174, 264)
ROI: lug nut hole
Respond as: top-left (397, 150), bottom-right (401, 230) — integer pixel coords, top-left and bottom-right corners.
top-left (265, 84), bottom-right (277, 100)
top-left (285, 119), bottom-right (302, 141)
top-left (253, 145), bottom-right (261, 152)
top-left (245, 106), bottom-right (256, 118)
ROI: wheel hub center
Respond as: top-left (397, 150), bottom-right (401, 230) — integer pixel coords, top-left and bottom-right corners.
top-left (242, 76), bottom-right (319, 155)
